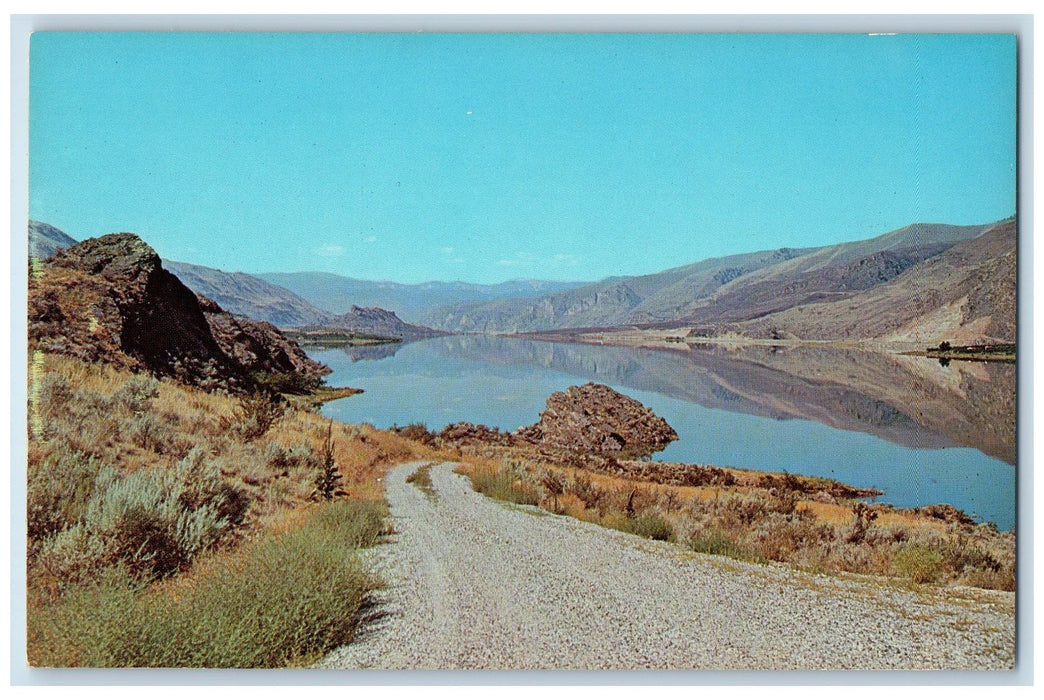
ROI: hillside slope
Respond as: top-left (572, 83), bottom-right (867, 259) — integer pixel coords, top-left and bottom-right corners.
top-left (29, 220), bottom-right (77, 261)
top-left (736, 218), bottom-right (1016, 344)
top-left (165, 260), bottom-right (331, 328)
top-left (423, 221), bottom-right (993, 334)
top-left (676, 224), bottom-right (989, 329)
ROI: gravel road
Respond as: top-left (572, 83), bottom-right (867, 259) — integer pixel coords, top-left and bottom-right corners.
top-left (317, 462), bottom-right (1015, 670)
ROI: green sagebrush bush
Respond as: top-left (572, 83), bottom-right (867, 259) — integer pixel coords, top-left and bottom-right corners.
top-left (112, 375), bottom-right (159, 414)
top-left (33, 500), bottom-right (387, 668)
top-left (27, 449), bottom-right (105, 545)
top-left (34, 448), bottom-right (249, 582)
top-left (627, 510), bottom-right (675, 541)
top-left (230, 391), bottom-right (287, 442)
top-left (892, 543), bottom-right (947, 584)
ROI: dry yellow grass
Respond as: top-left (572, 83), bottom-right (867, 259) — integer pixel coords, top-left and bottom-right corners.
top-left (26, 351), bottom-right (445, 562)
top-left (454, 445), bottom-right (1014, 590)
top-left (457, 446), bottom-right (957, 537)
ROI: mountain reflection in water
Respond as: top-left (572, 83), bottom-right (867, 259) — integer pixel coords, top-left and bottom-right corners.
top-left (315, 334), bottom-right (1015, 529)
top-left (426, 335), bottom-right (1015, 464)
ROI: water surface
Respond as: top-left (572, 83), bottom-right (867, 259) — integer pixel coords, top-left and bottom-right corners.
top-left (316, 336), bottom-right (1015, 530)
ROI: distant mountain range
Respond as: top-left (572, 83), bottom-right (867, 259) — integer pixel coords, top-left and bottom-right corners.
top-left (29, 216), bottom-right (1017, 347)
top-left (422, 218), bottom-right (1016, 346)
top-left (29, 222), bottom-right (445, 341)
top-left (257, 272), bottom-right (588, 324)
top-left (29, 220), bottom-right (77, 260)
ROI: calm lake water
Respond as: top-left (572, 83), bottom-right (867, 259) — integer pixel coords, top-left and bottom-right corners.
top-left (315, 335), bottom-right (1016, 531)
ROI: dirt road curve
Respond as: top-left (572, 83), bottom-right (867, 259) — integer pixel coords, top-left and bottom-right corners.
top-left (317, 462), bottom-right (1015, 670)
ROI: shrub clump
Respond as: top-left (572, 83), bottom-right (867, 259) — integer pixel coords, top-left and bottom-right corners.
top-left (688, 529), bottom-right (767, 564)
top-left (112, 375), bottom-right (159, 414)
top-left (30, 499), bottom-right (387, 668)
top-left (312, 422), bottom-right (344, 501)
top-left (252, 371), bottom-right (324, 396)
top-left (603, 509), bottom-right (674, 541)
top-left (457, 455), bottom-right (1014, 591)
top-left (33, 448), bottom-right (249, 583)
top-left (893, 543), bottom-right (947, 584)
top-left (394, 423), bottom-right (436, 445)
top-left (27, 449), bottom-right (105, 546)
top-left (228, 391), bottom-right (287, 442)
top-left (467, 460), bottom-right (542, 505)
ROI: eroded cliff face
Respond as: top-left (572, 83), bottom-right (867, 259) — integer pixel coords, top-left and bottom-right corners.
top-left (29, 232), bottom-right (327, 393)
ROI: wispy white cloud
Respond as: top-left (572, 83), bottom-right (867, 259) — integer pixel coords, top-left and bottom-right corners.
top-left (363, 235), bottom-right (378, 244)
top-left (440, 246), bottom-right (455, 254)
top-left (496, 251), bottom-right (537, 267)
top-left (552, 253), bottom-right (580, 265)
top-left (316, 244), bottom-right (346, 257)
top-left (497, 251), bottom-right (581, 268)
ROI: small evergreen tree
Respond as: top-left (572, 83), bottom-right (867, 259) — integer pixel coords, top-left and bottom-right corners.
top-left (313, 420), bottom-right (342, 501)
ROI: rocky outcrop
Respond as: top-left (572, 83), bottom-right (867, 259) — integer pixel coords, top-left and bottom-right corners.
top-left (27, 222), bottom-right (332, 329)
top-left (437, 422), bottom-right (516, 447)
top-left (197, 296), bottom-right (329, 380)
top-left (29, 232), bottom-right (328, 393)
top-left (326, 305), bottom-right (445, 341)
top-left (514, 383), bottom-right (678, 458)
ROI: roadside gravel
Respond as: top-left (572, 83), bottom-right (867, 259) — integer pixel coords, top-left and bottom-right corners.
top-left (317, 462), bottom-right (1015, 670)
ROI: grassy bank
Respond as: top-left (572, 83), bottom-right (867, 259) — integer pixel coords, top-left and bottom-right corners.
top-left (26, 353), bottom-right (438, 667)
top-left (456, 457), bottom-right (1015, 591)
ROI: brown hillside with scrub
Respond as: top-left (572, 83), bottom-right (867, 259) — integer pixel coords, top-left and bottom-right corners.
top-left (26, 353), bottom-right (439, 667)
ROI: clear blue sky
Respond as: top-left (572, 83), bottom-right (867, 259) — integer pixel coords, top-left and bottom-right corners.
top-left (29, 32), bottom-right (1016, 284)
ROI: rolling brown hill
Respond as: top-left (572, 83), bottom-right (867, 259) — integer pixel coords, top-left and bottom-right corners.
top-left (736, 218), bottom-right (1016, 344)
top-left (165, 260), bottom-right (332, 328)
top-left (422, 246), bottom-right (819, 332)
top-left (422, 221), bottom-right (996, 334)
